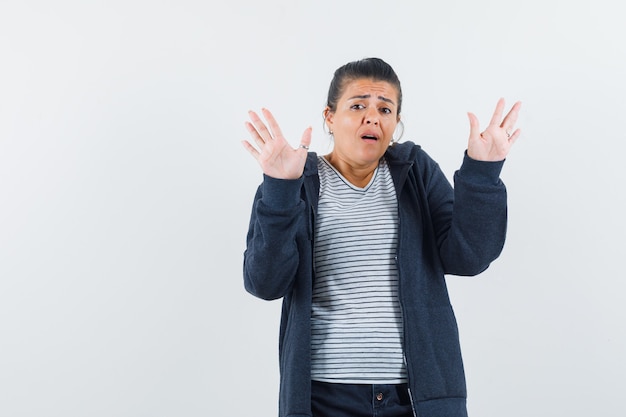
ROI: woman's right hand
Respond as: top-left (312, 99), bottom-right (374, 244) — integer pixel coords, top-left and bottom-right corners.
top-left (242, 108), bottom-right (312, 180)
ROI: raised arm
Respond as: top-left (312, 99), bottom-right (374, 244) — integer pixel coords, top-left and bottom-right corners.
top-left (241, 109), bottom-right (312, 300)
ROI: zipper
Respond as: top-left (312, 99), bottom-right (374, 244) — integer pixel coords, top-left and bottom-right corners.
top-left (405, 355), bottom-right (418, 417)
top-left (394, 162), bottom-right (418, 417)
top-left (399, 284), bottom-right (418, 417)
top-left (396, 247), bottom-right (418, 417)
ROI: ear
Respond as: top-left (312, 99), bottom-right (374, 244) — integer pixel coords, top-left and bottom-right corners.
top-left (323, 107), bottom-right (334, 130)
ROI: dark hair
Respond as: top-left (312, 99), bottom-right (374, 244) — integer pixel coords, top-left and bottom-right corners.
top-left (326, 57), bottom-right (403, 115)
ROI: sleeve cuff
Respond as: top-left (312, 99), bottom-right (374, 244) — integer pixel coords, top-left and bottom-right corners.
top-left (457, 151), bottom-right (505, 185)
top-left (261, 174), bottom-right (303, 208)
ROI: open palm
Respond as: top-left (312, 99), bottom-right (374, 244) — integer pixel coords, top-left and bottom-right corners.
top-left (242, 108), bottom-right (312, 180)
top-left (467, 98), bottom-right (522, 161)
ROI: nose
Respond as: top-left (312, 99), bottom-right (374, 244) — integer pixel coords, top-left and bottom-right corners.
top-left (364, 109), bottom-right (379, 125)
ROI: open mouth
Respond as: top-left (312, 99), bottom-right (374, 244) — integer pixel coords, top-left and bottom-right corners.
top-left (361, 134), bottom-right (378, 141)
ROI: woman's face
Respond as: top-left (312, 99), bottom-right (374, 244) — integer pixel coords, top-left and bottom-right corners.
top-left (325, 78), bottom-right (400, 168)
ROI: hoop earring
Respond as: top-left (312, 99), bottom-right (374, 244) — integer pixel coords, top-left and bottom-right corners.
top-left (322, 120), bottom-right (333, 136)
top-left (322, 108), bottom-right (334, 137)
top-left (392, 120), bottom-right (405, 143)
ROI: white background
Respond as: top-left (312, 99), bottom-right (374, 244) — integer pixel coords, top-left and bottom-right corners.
top-left (1, 0), bottom-right (624, 416)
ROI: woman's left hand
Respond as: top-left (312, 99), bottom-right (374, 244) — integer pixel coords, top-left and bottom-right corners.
top-left (467, 98), bottom-right (521, 161)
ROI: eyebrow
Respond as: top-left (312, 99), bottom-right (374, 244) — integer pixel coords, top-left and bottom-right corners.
top-left (348, 94), bottom-right (396, 106)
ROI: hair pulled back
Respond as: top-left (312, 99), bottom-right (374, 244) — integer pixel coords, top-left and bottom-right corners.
top-left (326, 57), bottom-right (402, 115)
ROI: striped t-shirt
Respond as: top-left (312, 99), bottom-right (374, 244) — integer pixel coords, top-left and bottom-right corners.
top-left (310, 155), bottom-right (407, 384)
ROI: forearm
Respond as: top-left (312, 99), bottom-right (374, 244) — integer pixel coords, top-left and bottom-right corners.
top-left (243, 175), bottom-right (306, 300)
top-left (436, 153), bottom-right (508, 275)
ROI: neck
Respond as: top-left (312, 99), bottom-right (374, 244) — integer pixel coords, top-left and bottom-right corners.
top-left (325, 153), bottom-right (378, 188)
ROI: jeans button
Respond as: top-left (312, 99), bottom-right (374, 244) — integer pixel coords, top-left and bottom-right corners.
top-left (376, 392), bottom-right (383, 401)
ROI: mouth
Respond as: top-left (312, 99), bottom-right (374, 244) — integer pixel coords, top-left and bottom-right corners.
top-left (361, 133), bottom-right (379, 141)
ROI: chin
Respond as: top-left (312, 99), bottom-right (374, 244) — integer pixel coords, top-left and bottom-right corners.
top-left (357, 147), bottom-right (386, 162)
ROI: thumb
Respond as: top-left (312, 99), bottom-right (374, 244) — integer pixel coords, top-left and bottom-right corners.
top-left (299, 126), bottom-right (313, 149)
top-left (467, 112), bottom-right (480, 140)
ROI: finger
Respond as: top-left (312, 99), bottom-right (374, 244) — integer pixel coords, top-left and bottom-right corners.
top-left (261, 108), bottom-right (285, 142)
top-left (245, 120), bottom-right (266, 146)
top-left (467, 112), bottom-right (481, 139)
top-left (501, 101), bottom-right (522, 131)
top-left (508, 128), bottom-right (521, 146)
top-left (241, 140), bottom-right (260, 160)
top-left (488, 97), bottom-right (506, 127)
top-left (248, 110), bottom-right (273, 141)
top-left (298, 127), bottom-right (313, 151)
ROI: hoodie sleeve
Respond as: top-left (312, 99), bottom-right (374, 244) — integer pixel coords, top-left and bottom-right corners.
top-left (426, 151), bottom-right (507, 276)
top-left (243, 174), bottom-right (307, 300)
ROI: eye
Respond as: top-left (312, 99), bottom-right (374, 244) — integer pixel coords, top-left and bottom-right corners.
top-left (380, 107), bottom-right (392, 115)
top-left (350, 104), bottom-right (365, 110)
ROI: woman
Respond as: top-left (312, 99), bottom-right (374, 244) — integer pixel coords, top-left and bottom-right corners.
top-left (242, 57), bottom-right (521, 417)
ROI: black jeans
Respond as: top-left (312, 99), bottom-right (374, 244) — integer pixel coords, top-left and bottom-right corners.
top-left (311, 380), bottom-right (414, 417)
